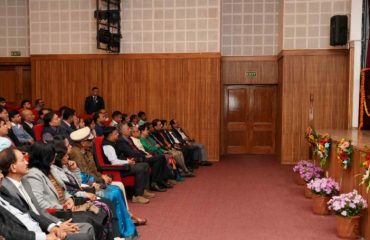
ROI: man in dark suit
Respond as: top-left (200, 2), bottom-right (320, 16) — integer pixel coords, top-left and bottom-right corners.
top-left (84, 87), bottom-right (105, 114)
top-left (59, 108), bottom-right (77, 143)
top-left (170, 119), bottom-right (212, 167)
top-left (21, 109), bottom-right (36, 140)
top-left (0, 140), bottom-right (94, 240)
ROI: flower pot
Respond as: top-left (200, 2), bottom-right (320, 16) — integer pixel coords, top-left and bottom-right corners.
top-left (304, 187), bottom-right (313, 199)
top-left (335, 215), bottom-right (360, 239)
top-left (312, 194), bottom-right (330, 215)
top-left (294, 172), bottom-right (306, 186)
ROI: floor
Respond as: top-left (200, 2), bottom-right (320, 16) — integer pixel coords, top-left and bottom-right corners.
top-left (129, 154), bottom-right (340, 240)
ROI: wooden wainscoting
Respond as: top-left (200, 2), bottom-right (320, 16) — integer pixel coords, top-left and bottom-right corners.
top-left (31, 53), bottom-right (221, 161)
top-left (222, 56), bottom-right (277, 84)
top-left (221, 56), bottom-right (278, 155)
top-left (0, 57), bottom-right (31, 105)
top-left (277, 49), bottom-right (350, 164)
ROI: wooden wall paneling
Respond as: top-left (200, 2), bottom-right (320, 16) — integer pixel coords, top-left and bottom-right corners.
top-left (348, 45), bottom-right (354, 128)
top-left (0, 57), bottom-right (30, 66)
top-left (121, 59), bottom-right (136, 114)
top-left (309, 55), bottom-right (349, 130)
top-left (162, 58), bottom-right (183, 121)
top-left (221, 56), bottom-right (277, 84)
top-left (278, 50), bottom-right (350, 164)
top-left (31, 53), bottom-right (221, 161)
top-left (280, 56), bottom-right (308, 164)
top-left (205, 57), bottom-right (220, 160)
top-left (21, 67), bottom-right (31, 101)
top-left (276, 58), bottom-right (284, 161)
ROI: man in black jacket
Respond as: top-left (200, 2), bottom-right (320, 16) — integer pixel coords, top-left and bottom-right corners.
top-left (84, 87), bottom-right (105, 114)
top-left (21, 109), bottom-right (36, 140)
top-left (59, 108), bottom-right (77, 143)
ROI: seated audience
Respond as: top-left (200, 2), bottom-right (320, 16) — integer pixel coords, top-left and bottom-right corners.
top-left (0, 107), bottom-right (8, 122)
top-left (170, 119), bottom-right (212, 166)
top-left (101, 127), bottom-right (151, 204)
top-left (42, 112), bottom-right (61, 142)
top-left (129, 115), bottom-right (139, 127)
top-left (59, 108), bottom-right (77, 142)
top-left (0, 138), bottom-right (94, 240)
top-left (137, 112), bottom-right (146, 126)
top-left (93, 111), bottom-right (106, 136)
top-left (139, 123), bottom-right (193, 178)
top-left (116, 123), bottom-right (174, 191)
top-left (151, 120), bottom-right (193, 177)
top-left (53, 137), bottom-right (138, 239)
top-left (0, 138), bottom-right (95, 240)
top-left (160, 120), bottom-right (197, 172)
top-left (34, 99), bottom-right (45, 112)
top-left (22, 109), bottom-right (36, 140)
top-left (84, 118), bottom-right (97, 137)
top-left (1, 108), bottom-right (23, 147)
top-left (37, 108), bottom-right (51, 124)
top-left (0, 97), bottom-right (5, 108)
top-left (68, 127), bottom-right (148, 226)
top-left (110, 111), bottom-right (122, 127)
top-left (19, 99), bottom-right (32, 112)
top-left (9, 110), bottom-right (34, 145)
top-left (121, 114), bottom-right (130, 124)
top-left (25, 142), bottom-right (113, 239)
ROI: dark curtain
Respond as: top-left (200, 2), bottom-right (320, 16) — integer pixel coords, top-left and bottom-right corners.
top-left (361, 0), bottom-right (370, 129)
top-left (364, 0), bottom-right (370, 68)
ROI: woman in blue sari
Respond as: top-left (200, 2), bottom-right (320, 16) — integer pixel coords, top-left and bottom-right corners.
top-left (80, 171), bottom-right (138, 238)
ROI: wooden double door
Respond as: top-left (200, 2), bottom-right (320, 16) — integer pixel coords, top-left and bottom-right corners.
top-left (223, 85), bottom-right (276, 154)
top-left (0, 65), bottom-right (31, 105)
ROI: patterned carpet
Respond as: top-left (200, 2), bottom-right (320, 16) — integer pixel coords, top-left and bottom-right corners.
top-left (129, 154), bottom-right (340, 240)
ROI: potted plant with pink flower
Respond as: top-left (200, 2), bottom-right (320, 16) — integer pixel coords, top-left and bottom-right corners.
top-left (328, 190), bottom-right (368, 239)
top-left (293, 161), bottom-right (324, 198)
top-left (307, 177), bottom-right (340, 215)
top-left (293, 160), bottom-right (314, 185)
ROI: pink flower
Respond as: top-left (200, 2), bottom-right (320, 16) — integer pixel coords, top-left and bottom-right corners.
top-left (340, 141), bottom-right (349, 149)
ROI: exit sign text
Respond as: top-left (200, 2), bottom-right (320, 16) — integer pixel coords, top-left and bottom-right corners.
top-left (10, 51), bottom-right (21, 56)
top-left (245, 71), bottom-right (257, 77)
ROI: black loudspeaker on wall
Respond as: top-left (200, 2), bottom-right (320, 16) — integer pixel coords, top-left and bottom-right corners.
top-left (330, 15), bottom-right (348, 46)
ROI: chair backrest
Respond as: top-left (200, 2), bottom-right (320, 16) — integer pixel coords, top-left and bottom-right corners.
top-left (79, 114), bottom-right (93, 120)
top-left (34, 124), bottom-right (44, 141)
top-left (93, 136), bottom-right (106, 168)
top-left (104, 119), bottom-right (112, 126)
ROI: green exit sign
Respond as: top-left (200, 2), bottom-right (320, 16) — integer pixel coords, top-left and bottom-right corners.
top-left (10, 50), bottom-right (21, 56)
top-left (245, 71), bottom-right (257, 77)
